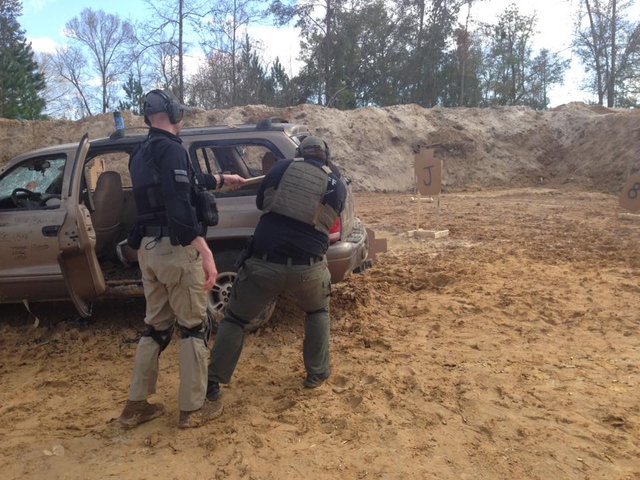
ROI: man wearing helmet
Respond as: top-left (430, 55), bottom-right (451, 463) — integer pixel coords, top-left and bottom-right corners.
top-left (117, 89), bottom-right (245, 429)
top-left (205, 135), bottom-right (347, 405)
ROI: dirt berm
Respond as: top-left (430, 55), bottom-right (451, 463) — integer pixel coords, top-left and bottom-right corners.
top-left (1, 102), bottom-right (638, 193)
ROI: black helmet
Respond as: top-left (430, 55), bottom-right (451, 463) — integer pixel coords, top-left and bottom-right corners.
top-left (297, 135), bottom-right (330, 160)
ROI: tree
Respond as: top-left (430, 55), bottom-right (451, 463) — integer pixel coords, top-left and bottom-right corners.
top-left (187, 50), bottom-right (235, 108)
top-left (36, 52), bottom-right (75, 118)
top-left (139, 0), bottom-right (203, 103)
top-left (235, 34), bottom-right (272, 105)
top-left (48, 45), bottom-right (95, 117)
top-left (197, 0), bottom-right (264, 106)
top-left (456, 0), bottom-right (488, 106)
top-left (270, 0), bottom-right (347, 106)
top-left (0, 0), bottom-right (46, 119)
top-left (118, 73), bottom-right (144, 114)
top-left (440, 25), bottom-right (484, 107)
top-left (481, 4), bottom-right (536, 105)
top-left (574, 0), bottom-right (640, 107)
top-left (391, 0), bottom-right (467, 106)
top-left (269, 56), bottom-right (291, 106)
top-left (351, 1), bottom-right (405, 107)
top-left (64, 8), bottom-right (135, 114)
top-left (528, 49), bottom-right (569, 109)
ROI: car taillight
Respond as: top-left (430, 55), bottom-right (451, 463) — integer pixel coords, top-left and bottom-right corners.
top-left (328, 217), bottom-right (341, 243)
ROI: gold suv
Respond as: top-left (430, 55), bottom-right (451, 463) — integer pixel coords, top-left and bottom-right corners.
top-left (0, 120), bottom-right (372, 325)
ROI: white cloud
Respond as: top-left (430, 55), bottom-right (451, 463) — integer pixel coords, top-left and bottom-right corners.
top-left (28, 36), bottom-right (59, 53)
top-left (183, 52), bottom-right (204, 77)
top-left (249, 25), bottom-right (302, 77)
top-left (183, 24), bottom-right (303, 79)
top-left (22, 0), bottom-right (56, 14)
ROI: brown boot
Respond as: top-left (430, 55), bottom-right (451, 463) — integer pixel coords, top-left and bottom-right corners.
top-left (178, 399), bottom-right (223, 429)
top-left (118, 400), bottom-right (165, 429)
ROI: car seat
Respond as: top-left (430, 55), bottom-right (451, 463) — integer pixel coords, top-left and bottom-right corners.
top-left (91, 171), bottom-right (124, 256)
top-left (261, 151), bottom-right (277, 174)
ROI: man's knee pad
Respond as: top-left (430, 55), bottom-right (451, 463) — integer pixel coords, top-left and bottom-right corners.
top-left (142, 324), bottom-right (175, 354)
top-left (179, 315), bottom-right (218, 347)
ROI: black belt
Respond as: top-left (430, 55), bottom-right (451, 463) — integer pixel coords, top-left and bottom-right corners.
top-left (142, 225), bottom-right (169, 237)
top-left (253, 252), bottom-right (324, 266)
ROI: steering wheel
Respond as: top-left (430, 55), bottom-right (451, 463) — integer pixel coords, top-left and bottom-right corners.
top-left (11, 187), bottom-right (42, 208)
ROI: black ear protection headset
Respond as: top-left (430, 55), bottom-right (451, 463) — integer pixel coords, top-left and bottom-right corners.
top-left (143, 89), bottom-right (184, 125)
top-left (296, 137), bottom-right (331, 160)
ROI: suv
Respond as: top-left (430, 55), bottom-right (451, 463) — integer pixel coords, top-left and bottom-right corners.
top-left (0, 120), bottom-right (371, 324)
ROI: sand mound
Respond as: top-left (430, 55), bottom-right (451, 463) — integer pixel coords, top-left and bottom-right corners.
top-left (1, 102), bottom-right (638, 193)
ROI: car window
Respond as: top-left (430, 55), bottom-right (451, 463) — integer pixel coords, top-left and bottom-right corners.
top-left (192, 144), bottom-right (278, 178)
top-left (0, 155), bottom-right (66, 210)
top-left (194, 147), bottom-right (221, 175)
top-left (242, 146), bottom-right (278, 176)
top-left (85, 151), bottom-right (132, 189)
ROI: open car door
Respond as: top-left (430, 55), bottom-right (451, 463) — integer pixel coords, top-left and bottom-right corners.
top-left (57, 134), bottom-right (106, 317)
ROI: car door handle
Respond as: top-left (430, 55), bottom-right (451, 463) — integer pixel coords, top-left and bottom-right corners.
top-left (42, 225), bottom-right (60, 237)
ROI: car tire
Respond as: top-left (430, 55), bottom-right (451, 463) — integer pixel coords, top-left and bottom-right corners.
top-left (207, 249), bottom-right (276, 332)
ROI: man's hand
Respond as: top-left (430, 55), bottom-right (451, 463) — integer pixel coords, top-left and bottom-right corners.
top-left (220, 174), bottom-right (246, 191)
top-left (201, 253), bottom-right (218, 291)
top-left (191, 236), bottom-right (217, 291)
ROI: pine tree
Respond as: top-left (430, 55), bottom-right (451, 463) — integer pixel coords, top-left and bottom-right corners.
top-left (118, 73), bottom-right (144, 115)
top-left (0, 0), bottom-right (46, 119)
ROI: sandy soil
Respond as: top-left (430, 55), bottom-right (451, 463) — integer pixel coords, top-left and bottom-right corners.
top-left (1, 188), bottom-right (638, 479)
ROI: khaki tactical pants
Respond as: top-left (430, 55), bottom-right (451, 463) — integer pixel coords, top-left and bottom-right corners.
top-left (208, 256), bottom-right (331, 385)
top-left (128, 237), bottom-right (209, 411)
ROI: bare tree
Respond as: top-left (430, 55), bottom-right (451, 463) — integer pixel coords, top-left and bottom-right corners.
top-left (47, 46), bottom-right (95, 117)
top-left (64, 8), bottom-right (135, 113)
top-left (139, 0), bottom-right (204, 102)
top-left (36, 52), bottom-right (78, 118)
top-left (575, 0), bottom-right (640, 107)
top-left (187, 50), bottom-right (235, 108)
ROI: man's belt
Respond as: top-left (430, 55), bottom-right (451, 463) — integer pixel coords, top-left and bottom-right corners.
top-left (141, 225), bottom-right (169, 237)
top-left (253, 252), bottom-right (324, 266)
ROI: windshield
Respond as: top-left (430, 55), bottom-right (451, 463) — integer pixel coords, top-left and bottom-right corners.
top-left (0, 156), bottom-right (66, 198)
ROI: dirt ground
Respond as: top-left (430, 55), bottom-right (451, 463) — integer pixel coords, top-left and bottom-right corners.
top-left (0, 188), bottom-right (638, 479)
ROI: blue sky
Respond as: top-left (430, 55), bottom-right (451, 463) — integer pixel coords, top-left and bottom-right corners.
top-left (22, 0), bottom-right (148, 43)
top-left (19, 0), bottom-right (639, 106)
top-left (21, 0), bottom-right (302, 77)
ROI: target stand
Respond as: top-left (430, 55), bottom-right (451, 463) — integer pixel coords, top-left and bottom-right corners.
top-left (408, 147), bottom-right (449, 239)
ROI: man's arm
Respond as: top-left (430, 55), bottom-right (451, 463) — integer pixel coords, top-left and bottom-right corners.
top-left (325, 172), bottom-right (348, 215)
top-left (158, 144), bottom-right (202, 245)
top-left (195, 172), bottom-right (246, 190)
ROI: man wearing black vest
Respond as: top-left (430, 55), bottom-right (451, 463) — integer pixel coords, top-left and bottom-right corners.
top-left (117, 89), bottom-right (244, 429)
top-left (206, 135), bottom-right (347, 405)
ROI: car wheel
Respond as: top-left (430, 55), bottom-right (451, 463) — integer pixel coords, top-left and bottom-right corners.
top-left (207, 250), bottom-right (276, 332)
